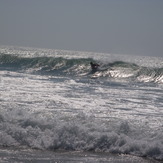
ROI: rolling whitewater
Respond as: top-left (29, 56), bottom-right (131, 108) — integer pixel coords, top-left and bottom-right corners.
top-left (0, 46), bottom-right (163, 162)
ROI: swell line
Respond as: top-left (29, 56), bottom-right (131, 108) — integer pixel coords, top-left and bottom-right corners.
top-left (0, 54), bottom-right (163, 83)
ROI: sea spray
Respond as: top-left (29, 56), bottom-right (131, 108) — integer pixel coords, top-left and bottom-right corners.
top-left (0, 46), bottom-right (163, 161)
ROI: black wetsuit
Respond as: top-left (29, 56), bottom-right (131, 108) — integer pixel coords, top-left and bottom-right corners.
top-left (90, 62), bottom-right (99, 70)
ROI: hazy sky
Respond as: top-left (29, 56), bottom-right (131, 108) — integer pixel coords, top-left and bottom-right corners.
top-left (0, 0), bottom-right (163, 57)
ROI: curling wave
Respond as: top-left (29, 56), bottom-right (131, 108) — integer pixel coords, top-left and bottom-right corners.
top-left (0, 54), bottom-right (163, 83)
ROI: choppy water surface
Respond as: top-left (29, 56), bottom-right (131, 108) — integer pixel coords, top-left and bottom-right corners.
top-left (0, 46), bottom-right (163, 162)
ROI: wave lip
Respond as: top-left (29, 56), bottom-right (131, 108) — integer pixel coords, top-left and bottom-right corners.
top-left (0, 54), bottom-right (163, 84)
top-left (136, 67), bottom-right (163, 83)
top-left (92, 61), bottom-right (163, 84)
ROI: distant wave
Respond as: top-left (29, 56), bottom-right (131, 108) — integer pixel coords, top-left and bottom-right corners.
top-left (0, 53), bottom-right (163, 83)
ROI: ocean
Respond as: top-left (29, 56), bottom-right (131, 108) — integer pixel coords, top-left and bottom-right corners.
top-left (0, 46), bottom-right (162, 163)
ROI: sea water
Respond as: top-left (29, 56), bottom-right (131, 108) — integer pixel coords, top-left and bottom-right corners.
top-left (0, 46), bottom-right (162, 162)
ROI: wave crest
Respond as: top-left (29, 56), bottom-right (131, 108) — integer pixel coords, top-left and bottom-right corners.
top-left (0, 54), bottom-right (163, 83)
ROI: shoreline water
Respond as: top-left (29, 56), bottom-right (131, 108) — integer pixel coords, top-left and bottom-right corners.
top-left (0, 46), bottom-right (163, 162)
top-left (0, 147), bottom-right (160, 163)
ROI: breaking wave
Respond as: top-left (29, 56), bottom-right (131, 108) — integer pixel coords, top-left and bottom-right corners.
top-left (0, 51), bottom-right (163, 161)
top-left (0, 109), bottom-right (162, 161)
top-left (0, 53), bottom-right (163, 83)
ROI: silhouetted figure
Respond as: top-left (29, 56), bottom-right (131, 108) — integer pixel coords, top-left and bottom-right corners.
top-left (90, 62), bottom-right (100, 70)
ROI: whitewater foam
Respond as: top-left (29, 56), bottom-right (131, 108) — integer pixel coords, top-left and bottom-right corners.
top-left (0, 46), bottom-right (163, 161)
top-left (0, 53), bottom-right (163, 84)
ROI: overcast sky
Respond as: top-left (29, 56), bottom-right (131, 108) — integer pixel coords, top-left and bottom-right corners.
top-left (0, 0), bottom-right (163, 57)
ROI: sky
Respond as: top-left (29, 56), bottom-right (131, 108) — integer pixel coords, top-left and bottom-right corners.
top-left (0, 0), bottom-right (163, 57)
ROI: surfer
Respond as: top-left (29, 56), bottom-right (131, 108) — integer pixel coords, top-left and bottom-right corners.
top-left (90, 62), bottom-right (100, 70)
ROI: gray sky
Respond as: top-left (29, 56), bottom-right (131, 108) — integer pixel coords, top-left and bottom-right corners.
top-left (0, 0), bottom-right (163, 57)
